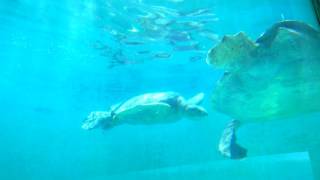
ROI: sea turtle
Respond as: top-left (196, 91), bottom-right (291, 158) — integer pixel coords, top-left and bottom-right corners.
top-left (82, 92), bottom-right (208, 130)
top-left (206, 20), bottom-right (320, 159)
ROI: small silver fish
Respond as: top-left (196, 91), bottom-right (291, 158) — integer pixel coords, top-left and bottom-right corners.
top-left (174, 43), bottom-right (200, 51)
top-left (153, 52), bottom-right (171, 59)
top-left (189, 55), bottom-right (203, 62)
top-left (122, 41), bottom-right (145, 45)
top-left (198, 30), bottom-right (219, 41)
top-left (92, 41), bottom-right (111, 50)
top-left (180, 8), bottom-right (212, 17)
top-left (137, 50), bottom-right (151, 54)
top-left (166, 31), bottom-right (191, 42)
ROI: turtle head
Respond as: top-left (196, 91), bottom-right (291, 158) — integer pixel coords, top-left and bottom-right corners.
top-left (184, 105), bottom-right (208, 118)
top-left (206, 32), bottom-right (257, 71)
top-left (81, 111), bottom-right (113, 130)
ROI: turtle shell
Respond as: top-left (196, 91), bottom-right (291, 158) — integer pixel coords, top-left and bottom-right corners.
top-left (112, 92), bottom-right (183, 124)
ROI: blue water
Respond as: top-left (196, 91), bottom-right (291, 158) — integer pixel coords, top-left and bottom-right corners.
top-left (0, 0), bottom-right (319, 179)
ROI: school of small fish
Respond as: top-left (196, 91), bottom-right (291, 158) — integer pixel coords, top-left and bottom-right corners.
top-left (93, 0), bottom-right (220, 68)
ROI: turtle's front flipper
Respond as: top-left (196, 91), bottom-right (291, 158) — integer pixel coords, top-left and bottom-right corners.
top-left (186, 93), bottom-right (205, 105)
top-left (218, 120), bottom-right (247, 159)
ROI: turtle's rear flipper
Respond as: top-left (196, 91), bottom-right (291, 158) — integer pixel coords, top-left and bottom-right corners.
top-left (218, 120), bottom-right (247, 159)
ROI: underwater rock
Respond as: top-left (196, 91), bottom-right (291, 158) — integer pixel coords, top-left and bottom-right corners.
top-left (207, 20), bottom-right (320, 122)
top-left (206, 20), bottom-right (320, 159)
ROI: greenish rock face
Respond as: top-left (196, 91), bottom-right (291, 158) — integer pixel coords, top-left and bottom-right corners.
top-left (206, 32), bottom-right (257, 71)
top-left (208, 21), bottom-right (320, 123)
